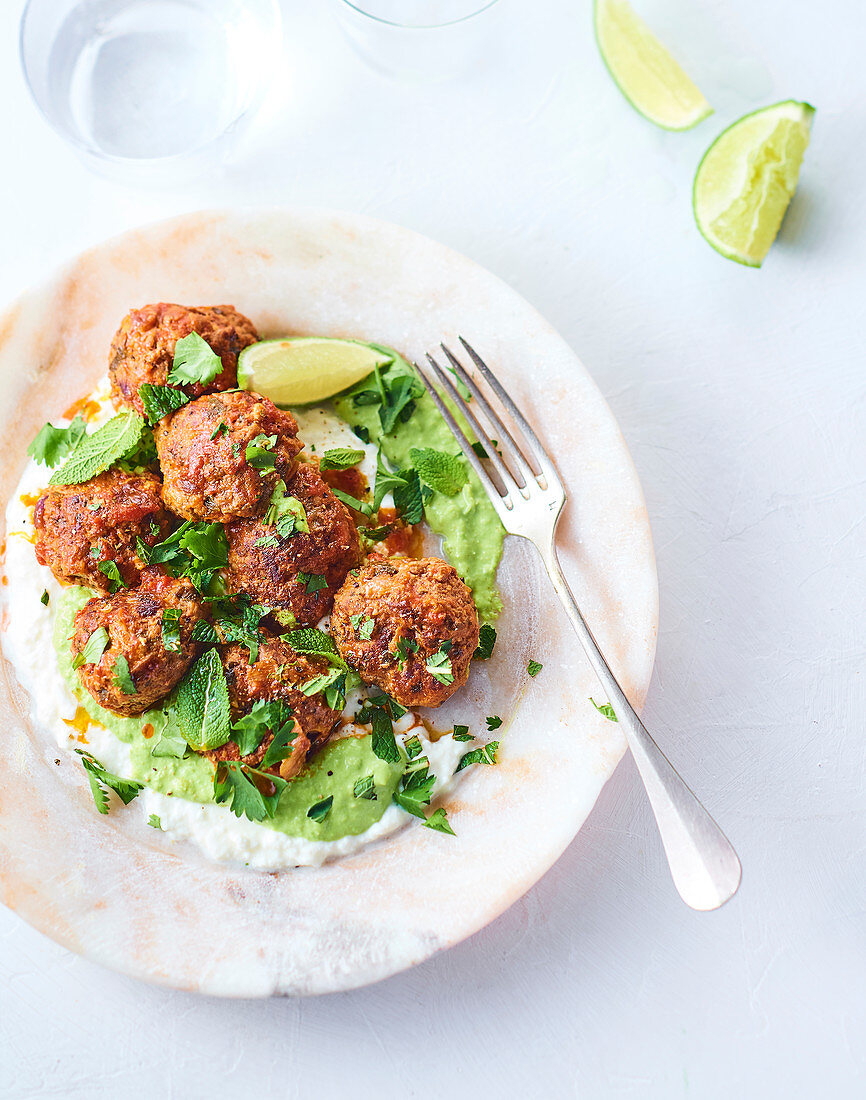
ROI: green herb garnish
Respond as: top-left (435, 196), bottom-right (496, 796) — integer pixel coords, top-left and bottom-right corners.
top-left (452, 725), bottom-right (472, 741)
top-left (27, 414), bottom-right (86, 468)
top-left (112, 655), bottom-right (137, 695)
top-left (527, 660), bottom-right (543, 678)
top-left (457, 740), bottom-right (499, 772)
top-left (307, 795), bottom-right (334, 823)
top-left (175, 648), bottom-right (231, 750)
top-left (72, 626), bottom-right (109, 670)
top-left (138, 383), bottom-right (190, 425)
top-left (49, 412), bottom-right (146, 486)
top-left (350, 613), bottom-right (375, 640)
top-left (473, 624), bottom-right (497, 661)
top-left (40, 590), bottom-right (50, 606)
top-left (161, 608), bottom-right (182, 652)
top-left (97, 560), bottom-right (126, 593)
top-left (319, 447), bottom-right (365, 470)
top-left (353, 774), bottom-right (377, 800)
top-left (148, 814), bottom-right (162, 829)
top-left (264, 479), bottom-right (309, 537)
top-left (77, 750), bottom-right (143, 814)
top-left (167, 332), bottom-right (222, 386)
top-left (213, 761), bottom-right (287, 822)
top-left (297, 571), bottom-right (328, 595)
top-left (245, 433), bottom-right (277, 470)
top-left (590, 697), bottom-right (618, 721)
top-left (409, 447), bottom-right (468, 497)
top-left (425, 645), bottom-right (454, 685)
top-left (371, 706), bottom-right (400, 764)
top-left (424, 808), bottom-right (456, 835)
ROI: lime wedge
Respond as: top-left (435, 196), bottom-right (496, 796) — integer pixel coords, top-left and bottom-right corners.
top-left (237, 337), bottom-right (394, 404)
top-left (594, 0), bottom-right (712, 130)
top-left (694, 101), bottom-right (814, 267)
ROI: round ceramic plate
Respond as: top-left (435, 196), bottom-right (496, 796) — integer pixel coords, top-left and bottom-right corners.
top-left (0, 209), bottom-right (657, 996)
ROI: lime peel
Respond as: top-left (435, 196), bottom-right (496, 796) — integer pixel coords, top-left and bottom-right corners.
top-left (693, 100), bottom-right (815, 267)
top-left (594, 0), bottom-right (712, 131)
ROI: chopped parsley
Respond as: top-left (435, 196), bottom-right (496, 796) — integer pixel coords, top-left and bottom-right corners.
top-left (486, 715), bottom-right (503, 731)
top-left (167, 332), bottom-right (223, 386)
top-left (590, 697), bottom-right (618, 722)
top-left (230, 699), bottom-right (295, 757)
top-left (527, 660), bottom-right (543, 678)
top-left (473, 624), bottom-right (497, 661)
top-left (138, 383), bottom-right (190, 426)
top-left (307, 796), bottom-right (334, 823)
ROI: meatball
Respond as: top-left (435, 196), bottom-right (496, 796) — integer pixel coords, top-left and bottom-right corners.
top-left (34, 469), bottom-right (173, 594)
top-left (154, 391), bottom-right (303, 522)
top-left (109, 303), bottom-right (258, 416)
top-left (330, 557), bottom-right (479, 708)
top-left (70, 568), bottom-right (204, 716)
top-left (224, 462), bottom-right (361, 626)
top-left (203, 636), bottom-right (343, 777)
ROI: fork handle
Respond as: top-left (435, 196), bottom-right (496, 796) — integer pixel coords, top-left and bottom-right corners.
top-left (542, 544), bottom-right (742, 911)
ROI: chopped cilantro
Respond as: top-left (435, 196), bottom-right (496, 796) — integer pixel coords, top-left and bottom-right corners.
top-left (245, 433), bottom-right (278, 470)
top-left (527, 660), bottom-right (543, 678)
top-left (307, 795), bottom-right (334, 823)
top-left (148, 814), bottom-right (162, 829)
top-left (138, 383), bottom-right (190, 426)
top-left (264, 480), bottom-right (309, 537)
top-left (72, 626), bottom-right (109, 670)
top-left (40, 590), bottom-right (49, 606)
top-left (260, 716), bottom-right (299, 770)
top-left (350, 613), bottom-right (375, 640)
top-left (319, 447), bottom-right (365, 471)
top-left (590, 698), bottom-right (618, 722)
top-left (424, 807), bottom-right (456, 835)
top-left (473, 624), bottom-right (496, 660)
top-left (452, 724), bottom-right (473, 741)
top-left (486, 715), bottom-right (503, 731)
top-left (297, 571), bottom-right (328, 595)
top-left (167, 332), bottom-right (222, 386)
top-left (112, 655), bottom-right (137, 695)
top-left (161, 608), bottom-right (182, 652)
top-left (213, 761), bottom-right (287, 822)
top-left (76, 750), bottom-right (143, 814)
top-left (425, 645), bottom-right (454, 685)
top-left (394, 637), bottom-right (419, 669)
top-left (209, 421), bottom-right (229, 441)
top-left (97, 559), bottom-right (126, 593)
top-left (27, 414), bottom-right (86, 468)
top-left (457, 740), bottom-right (499, 771)
top-left (231, 699), bottom-right (293, 757)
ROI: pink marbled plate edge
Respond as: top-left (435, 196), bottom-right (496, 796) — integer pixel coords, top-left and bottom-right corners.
top-left (0, 209), bottom-right (657, 996)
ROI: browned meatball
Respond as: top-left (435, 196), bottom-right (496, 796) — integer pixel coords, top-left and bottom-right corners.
top-left (109, 303), bottom-right (258, 416)
top-left (331, 557), bottom-right (479, 708)
top-left (154, 391), bottom-right (303, 523)
top-left (70, 568), bottom-right (204, 716)
top-left (203, 636), bottom-right (342, 776)
top-left (224, 462), bottom-right (361, 626)
top-left (34, 469), bottom-right (173, 594)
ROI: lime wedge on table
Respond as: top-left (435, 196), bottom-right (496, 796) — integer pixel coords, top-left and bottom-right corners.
top-left (594, 0), bottom-right (712, 130)
top-left (237, 337), bottom-right (393, 404)
top-left (694, 101), bottom-right (814, 267)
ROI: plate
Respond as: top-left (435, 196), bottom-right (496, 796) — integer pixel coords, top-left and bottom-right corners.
top-left (0, 209), bottom-right (657, 995)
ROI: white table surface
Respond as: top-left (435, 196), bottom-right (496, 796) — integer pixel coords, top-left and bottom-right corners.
top-left (1, 0), bottom-right (864, 1096)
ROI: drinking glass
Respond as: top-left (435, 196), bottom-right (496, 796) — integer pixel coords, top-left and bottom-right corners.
top-left (20, 0), bottom-right (282, 182)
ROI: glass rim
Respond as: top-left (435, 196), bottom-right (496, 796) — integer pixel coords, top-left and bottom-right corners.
top-left (337, 0), bottom-right (502, 31)
top-left (18, 0), bottom-right (282, 167)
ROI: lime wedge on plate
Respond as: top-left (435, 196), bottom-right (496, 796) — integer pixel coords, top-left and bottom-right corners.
top-left (594, 0), bottom-right (712, 130)
top-left (694, 100), bottom-right (814, 267)
top-left (237, 337), bottom-right (393, 404)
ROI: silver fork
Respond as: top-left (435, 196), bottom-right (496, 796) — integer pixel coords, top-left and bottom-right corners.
top-left (416, 338), bottom-right (741, 911)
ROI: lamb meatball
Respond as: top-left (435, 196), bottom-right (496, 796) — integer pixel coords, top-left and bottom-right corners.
top-left (224, 462), bottom-right (361, 626)
top-left (34, 469), bottom-right (173, 594)
top-left (154, 391), bottom-right (303, 523)
top-left (203, 636), bottom-right (343, 777)
top-left (70, 568), bottom-right (204, 716)
top-left (331, 557), bottom-right (480, 708)
top-left (109, 303), bottom-right (258, 416)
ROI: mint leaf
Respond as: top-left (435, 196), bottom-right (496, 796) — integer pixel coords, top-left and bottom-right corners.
top-left (331, 487), bottom-right (373, 515)
top-left (590, 697), bottom-right (618, 722)
top-left (167, 332), bottom-right (222, 386)
top-left (371, 707), bottom-right (400, 763)
top-left (473, 624), bottom-right (496, 661)
top-left (175, 648), bottom-right (231, 750)
top-left (151, 728), bottom-right (187, 758)
top-left (112, 655), bottom-right (137, 695)
top-left (404, 734), bottom-right (422, 759)
top-left (392, 468), bottom-right (425, 524)
top-left (76, 750), bottom-right (143, 814)
top-left (359, 523), bottom-right (392, 543)
top-left (161, 608), bottom-right (182, 652)
top-left (457, 740), bottom-right (499, 772)
top-left (50, 412), bottom-right (146, 486)
top-left (424, 807), bottom-right (456, 835)
top-left (307, 795), bottom-right (334, 823)
top-left (393, 755), bottom-right (436, 819)
top-left (409, 447), bottom-right (468, 497)
top-left (319, 447), bottom-right (365, 471)
top-left (27, 414), bottom-right (86, 467)
top-left (97, 560), bottom-right (126, 593)
top-left (299, 668), bottom-right (344, 698)
top-left (139, 384), bottom-right (190, 426)
top-left (353, 774), bottom-right (376, 800)
top-left (191, 620), bottom-right (218, 645)
top-left (283, 628), bottom-right (347, 668)
top-left (527, 659), bottom-right (543, 678)
top-left (72, 626), bottom-right (109, 670)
